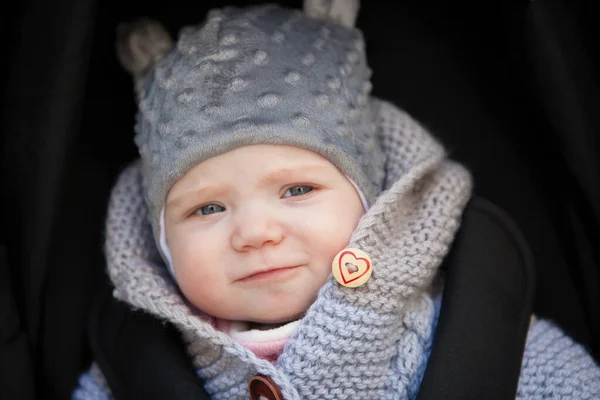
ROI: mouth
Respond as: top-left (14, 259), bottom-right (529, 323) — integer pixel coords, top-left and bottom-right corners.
top-left (237, 265), bottom-right (302, 283)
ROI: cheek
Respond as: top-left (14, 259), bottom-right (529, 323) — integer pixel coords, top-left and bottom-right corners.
top-left (299, 202), bottom-right (362, 262)
top-left (167, 227), bottom-right (236, 314)
top-left (168, 226), bottom-right (226, 287)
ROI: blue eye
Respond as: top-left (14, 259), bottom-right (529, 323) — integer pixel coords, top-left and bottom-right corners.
top-left (196, 204), bottom-right (225, 215)
top-left (283, 185), bottom-right (313, 197)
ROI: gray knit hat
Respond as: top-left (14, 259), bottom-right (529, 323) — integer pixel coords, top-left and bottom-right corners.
top-left (117, 0), bottom-right (386, 248)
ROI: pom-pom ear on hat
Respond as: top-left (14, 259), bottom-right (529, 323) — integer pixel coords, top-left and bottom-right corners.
top-left (116, 17), bottom-right (174, 96)
top-left (303, 0), bottom-right (360, 28)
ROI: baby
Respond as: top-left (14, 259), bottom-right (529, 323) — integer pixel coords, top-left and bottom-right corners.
top-left (74, 1), bottom-right (600, 399)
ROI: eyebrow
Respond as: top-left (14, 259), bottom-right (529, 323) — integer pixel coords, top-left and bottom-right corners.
top-left (257, 165), bottom-right (330, 186)
top-left (167, 164), bottom-right (331, 210)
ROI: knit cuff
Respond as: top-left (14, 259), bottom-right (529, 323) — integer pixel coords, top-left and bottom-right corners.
top-left (518, 319), bottom-right (600, 399)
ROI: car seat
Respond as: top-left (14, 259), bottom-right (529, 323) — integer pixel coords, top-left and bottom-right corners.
top-left (1, 0), bottom-right (598, 398)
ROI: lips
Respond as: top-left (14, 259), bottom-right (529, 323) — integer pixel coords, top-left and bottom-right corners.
top-left (237, 265), bottom-right (301, 282)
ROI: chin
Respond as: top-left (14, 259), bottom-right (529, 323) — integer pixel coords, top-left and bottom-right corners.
top-left (249, 302), bottom-right (309, 324)
top-left (249, 310), bottom-right (305, 324)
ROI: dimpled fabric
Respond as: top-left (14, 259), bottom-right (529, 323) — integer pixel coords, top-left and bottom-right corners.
top-left (73, 100), bottom-right (600, 399)
top-left (134, 4), bottom-right (386, 246)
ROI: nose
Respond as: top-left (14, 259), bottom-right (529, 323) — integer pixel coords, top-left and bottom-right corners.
top-left (230, 206), bottom-right (284, 251)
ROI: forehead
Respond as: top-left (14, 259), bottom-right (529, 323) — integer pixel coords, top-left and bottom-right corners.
top-left (185, 144), bottom-right (336, 178)
top-left (168, 144), bottom-right (342, 194)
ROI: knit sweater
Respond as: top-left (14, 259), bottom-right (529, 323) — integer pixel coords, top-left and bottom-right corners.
top-left (73, 99), bottom-right (600, 399)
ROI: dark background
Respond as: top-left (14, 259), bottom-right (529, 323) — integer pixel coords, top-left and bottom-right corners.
top-left (2, 0), bottom-right (599, 398)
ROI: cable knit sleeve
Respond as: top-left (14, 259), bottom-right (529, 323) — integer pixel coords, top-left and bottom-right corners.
top-left (518, 319), bottom-right (600, 399)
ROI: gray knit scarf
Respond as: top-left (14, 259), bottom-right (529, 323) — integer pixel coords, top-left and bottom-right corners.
top-left (99, 98), bottom-right (473, 399)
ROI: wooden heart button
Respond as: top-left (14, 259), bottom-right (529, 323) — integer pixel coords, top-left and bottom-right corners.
top-left (332, 248), bottom-right (372, 288)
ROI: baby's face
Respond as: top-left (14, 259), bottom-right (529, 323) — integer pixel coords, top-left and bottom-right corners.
top-left (165, 144), bottom-right (364, 323)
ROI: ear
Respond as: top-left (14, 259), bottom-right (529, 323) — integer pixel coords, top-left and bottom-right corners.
top-left (116, 17), bottom-right (174, 91)
top-left (303, 0), bottom-right (360, 28)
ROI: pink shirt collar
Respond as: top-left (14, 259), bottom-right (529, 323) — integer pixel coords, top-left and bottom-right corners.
top-left (215, 319), bottom-right (301, 364)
